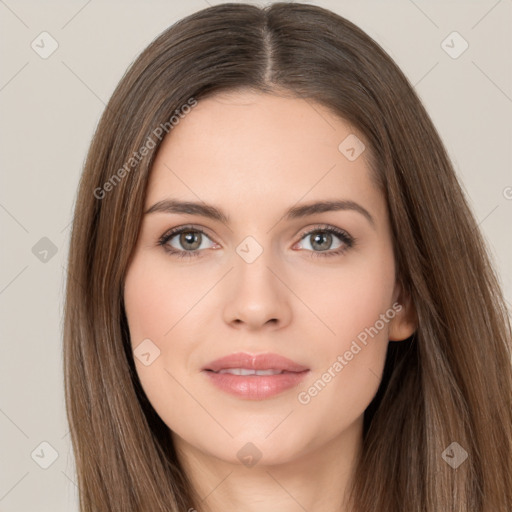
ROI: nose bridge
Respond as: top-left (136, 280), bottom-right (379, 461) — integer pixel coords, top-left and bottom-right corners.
top-left (223, 231), bottom-right (291, 328)
top-left (233, 232), bottom-right (277, 290)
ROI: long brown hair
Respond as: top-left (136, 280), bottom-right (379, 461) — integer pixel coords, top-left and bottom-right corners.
top-left (63, 3), bottom-right (512, 511)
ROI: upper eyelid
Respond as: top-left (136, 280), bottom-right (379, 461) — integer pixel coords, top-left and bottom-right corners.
top-left (161, 224), bottom-right (214, 241)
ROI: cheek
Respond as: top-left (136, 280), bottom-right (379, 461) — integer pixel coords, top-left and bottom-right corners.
top-left (297, 246), bottom-right (395, 352)
top-left (123, 255), bottom-right (196, 409)
top-left (124, 253), bottom-right (200, 344)
top-left (123, 250), bottom-right (216, 364)
top-left (123, 255), bottom-right (202, 430)
top-left (292, 323), bottom-right (391, 449)
top-left (294, 247), bottom-right (395, 414)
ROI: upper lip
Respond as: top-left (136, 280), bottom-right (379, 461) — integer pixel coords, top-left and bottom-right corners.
top-left (202, 352), bottom-right (309, 373)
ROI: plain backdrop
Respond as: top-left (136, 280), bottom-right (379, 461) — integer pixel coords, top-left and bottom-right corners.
top-left (0, 1), bottom-right (511, 510)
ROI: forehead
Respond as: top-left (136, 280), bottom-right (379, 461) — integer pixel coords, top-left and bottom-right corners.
top-left (145, 90), bottom-right (384, 227)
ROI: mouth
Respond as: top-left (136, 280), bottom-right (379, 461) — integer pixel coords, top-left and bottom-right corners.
top-left (201, 352), bottom-right (310, 400)
top-left (207, 368), bottom-right (295, 376)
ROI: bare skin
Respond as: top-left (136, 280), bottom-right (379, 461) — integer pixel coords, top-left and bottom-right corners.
top-left (123, 90), bottom-right (417, 512)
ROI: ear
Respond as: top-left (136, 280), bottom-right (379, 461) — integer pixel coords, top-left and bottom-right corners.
top-left (388, 280), bottom-right (417, 341)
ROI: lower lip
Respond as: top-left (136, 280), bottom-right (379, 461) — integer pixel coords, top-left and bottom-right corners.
top-left (202, 370), bottom-right (310, 400)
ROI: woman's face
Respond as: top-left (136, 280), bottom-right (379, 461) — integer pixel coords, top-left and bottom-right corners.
top-left (123, 90), bottom-right (415, 467)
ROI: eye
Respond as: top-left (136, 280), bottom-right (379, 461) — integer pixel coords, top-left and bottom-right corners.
top-left (294, 225), bottom-right (355, 258)
top-left (158, 225), bottom-right (218, 259)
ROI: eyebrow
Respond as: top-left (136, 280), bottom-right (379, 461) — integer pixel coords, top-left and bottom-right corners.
top-left (144, 198), bottom-right (375, 229)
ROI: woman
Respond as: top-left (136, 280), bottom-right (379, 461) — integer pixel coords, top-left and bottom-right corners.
top-left (63, 3), bottom-right (512, 511)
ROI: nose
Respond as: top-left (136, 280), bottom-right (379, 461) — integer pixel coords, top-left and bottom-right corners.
top-left (222, 245), bottom-right (292, 331)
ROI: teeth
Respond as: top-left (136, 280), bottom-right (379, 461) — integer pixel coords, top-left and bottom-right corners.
top-left (217, 368), bottom-right (284, 376)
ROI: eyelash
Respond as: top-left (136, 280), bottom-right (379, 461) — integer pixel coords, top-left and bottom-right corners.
top-left (157, 224), bottom-right (356, 260)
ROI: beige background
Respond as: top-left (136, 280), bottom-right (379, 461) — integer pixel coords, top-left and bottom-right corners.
top-left (0, 0), bottom-right (511, 510)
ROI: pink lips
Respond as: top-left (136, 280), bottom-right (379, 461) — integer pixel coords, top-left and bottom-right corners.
top-left (202, 352), bottom-right (310, 400)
